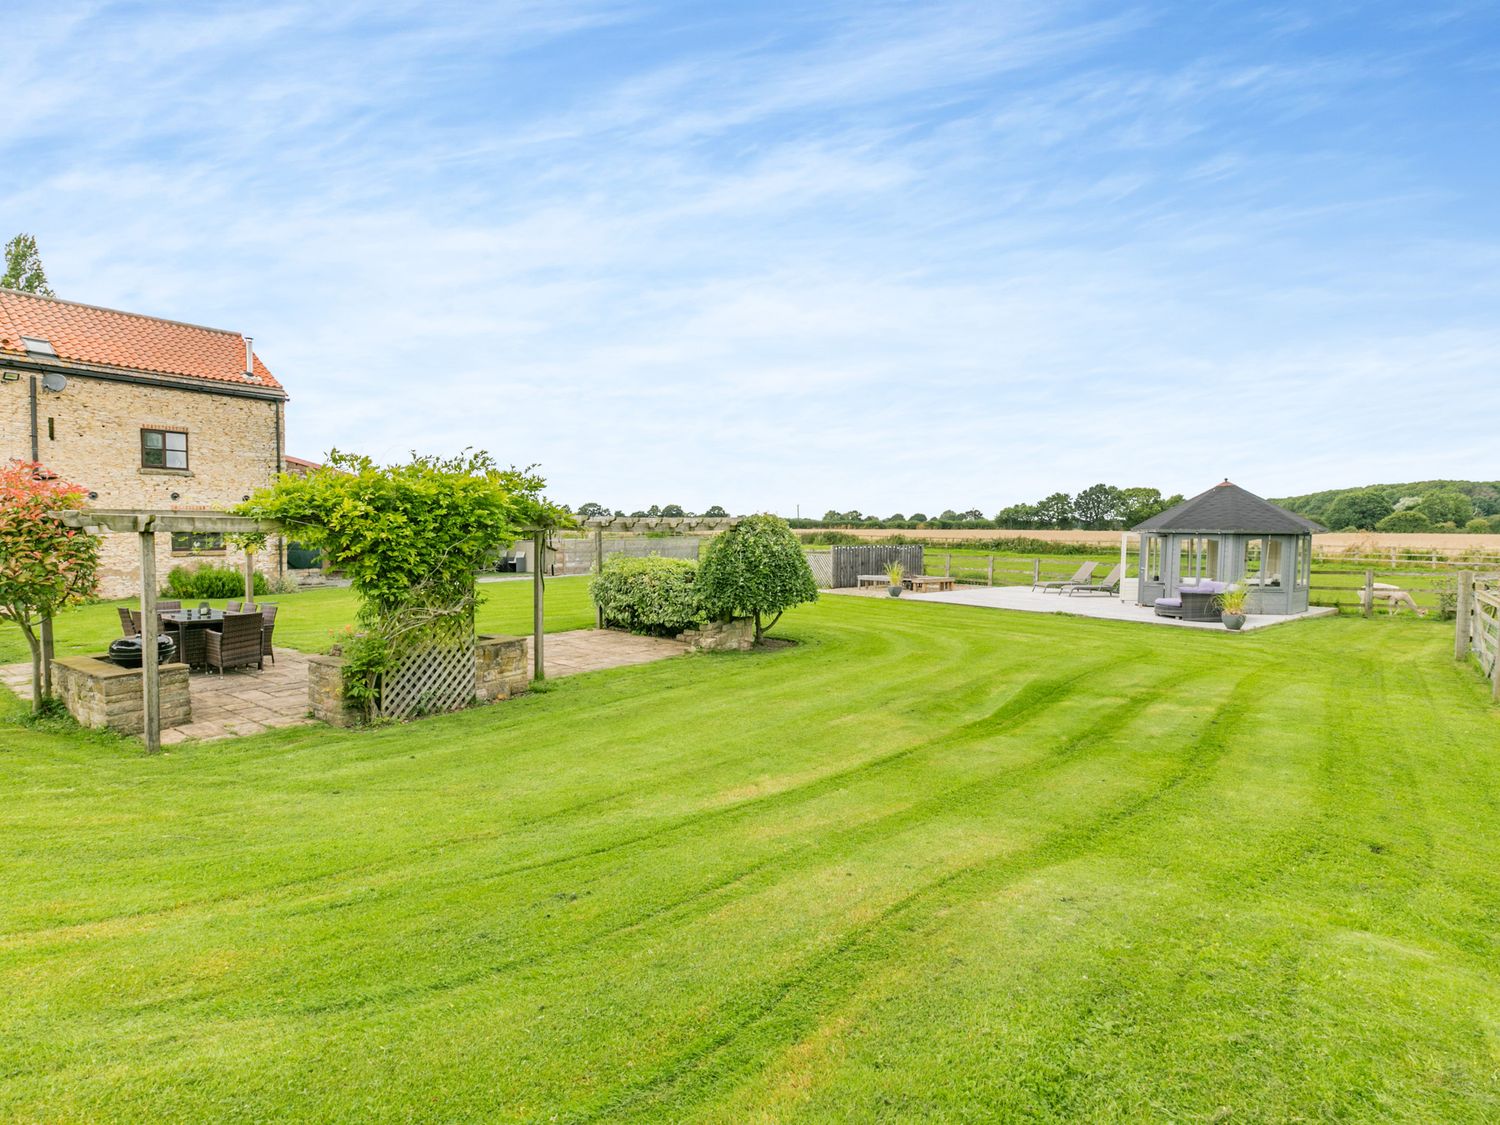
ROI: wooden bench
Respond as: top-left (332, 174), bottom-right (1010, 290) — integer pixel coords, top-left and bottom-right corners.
top-left (904, 574), bottom-right (956, 593)
top-left (856, 574), bottom-right (889, 589)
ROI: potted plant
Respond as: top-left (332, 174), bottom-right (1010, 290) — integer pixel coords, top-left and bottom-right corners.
top-left (1215, 584), bottom-right (1250, 630)
top-left (885, 561), bottom-right (905, 597)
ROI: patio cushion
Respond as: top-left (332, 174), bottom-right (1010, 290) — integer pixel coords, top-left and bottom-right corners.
top-left (1154, 597), bottom-right (1182, 608)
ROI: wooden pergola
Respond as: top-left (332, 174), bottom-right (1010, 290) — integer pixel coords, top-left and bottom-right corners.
top-left (54, 509), bottom-right (275, 754)
top-left (49, 511), bottom-right (745, 754)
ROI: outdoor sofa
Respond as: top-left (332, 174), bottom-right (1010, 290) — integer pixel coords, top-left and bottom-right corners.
top-left (1154, 579), bottom-right (1228, 622)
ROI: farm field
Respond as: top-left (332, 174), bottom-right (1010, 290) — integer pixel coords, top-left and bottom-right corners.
top-left (2, 595), bottom-right (1498, 1120)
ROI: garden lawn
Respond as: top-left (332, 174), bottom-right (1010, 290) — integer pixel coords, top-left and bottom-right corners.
top-left (2, 596), bottom-right (1498, 1121)
top-left (0, 576), bottom-right (598, 666)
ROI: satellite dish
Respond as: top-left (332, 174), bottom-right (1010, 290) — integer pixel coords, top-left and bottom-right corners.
top-left (41, 372), bottom-right (68, 393)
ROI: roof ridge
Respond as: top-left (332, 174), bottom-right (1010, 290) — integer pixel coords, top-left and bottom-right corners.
top-left (0, 287), bottom-right (248, 339)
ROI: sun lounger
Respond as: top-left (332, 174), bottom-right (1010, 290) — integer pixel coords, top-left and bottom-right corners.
top-left (1067, 563), bottom-right (1123, 596)
top-left (1033, 561), bottom-right (1095, 593)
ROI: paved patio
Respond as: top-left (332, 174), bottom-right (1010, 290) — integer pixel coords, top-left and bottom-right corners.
top-left (829, 578), bottom-right (1336, 631)
top-left (2, 628), bottom-right (687, 744)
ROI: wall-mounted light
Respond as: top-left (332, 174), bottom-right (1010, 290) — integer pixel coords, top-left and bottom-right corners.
top-left (170, 491), bottom-right (181, 501)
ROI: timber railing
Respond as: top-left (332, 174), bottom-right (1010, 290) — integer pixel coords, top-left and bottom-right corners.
top-left (1455, 573), bottom-right (1500, 701)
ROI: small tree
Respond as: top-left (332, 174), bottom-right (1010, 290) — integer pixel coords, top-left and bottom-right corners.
top-left (0, 462), bottom-right (99, 711)
top-left (703, 505), bottom-right (728, 518)
top-left (697, 514), bottom-right (818, 642)
top-left (2, 234), bottom-right (55, 295)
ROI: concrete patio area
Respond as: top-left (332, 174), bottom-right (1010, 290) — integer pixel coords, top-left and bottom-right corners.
top-left (2, 628), bottom-right (688, 744)
top-left (829, 578), bottom-right (1336, 631)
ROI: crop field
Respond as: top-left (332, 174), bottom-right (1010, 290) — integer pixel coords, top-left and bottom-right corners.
top-left (2, 592), bottom-right (1497, 1121)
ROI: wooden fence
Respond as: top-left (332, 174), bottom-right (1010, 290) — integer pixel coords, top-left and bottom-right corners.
top-left (1455, 574), bottom-right (1500, 701)
top-left (830, 546), bottom-right (924, 589)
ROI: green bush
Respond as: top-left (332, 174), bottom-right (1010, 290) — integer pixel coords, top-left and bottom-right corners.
top-left (162, 564), bottom-right (269, 600)
top-left (1375, 510), bottom-right (1433, 533)
top-left (698, 514), bottom-right (818, 641)
top-left (590, 556), bottom-right (703, 636)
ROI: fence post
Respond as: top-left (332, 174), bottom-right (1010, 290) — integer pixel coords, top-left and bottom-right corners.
top-left (1362, 570), bottom-right (1374, 619)
top-left (945, 553), bottom-right (951, 577)
top-left (1032, 558), bottom-right (1040, 587)
top-left (987, 555), bottom-right (994, 586)
top-left (1455, 571), bottom-right (1472, 660)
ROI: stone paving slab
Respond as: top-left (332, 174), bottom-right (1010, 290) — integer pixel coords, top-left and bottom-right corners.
top-left (3, 629), bottom-right (686, 744)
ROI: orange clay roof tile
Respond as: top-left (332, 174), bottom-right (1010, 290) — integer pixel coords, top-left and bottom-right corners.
top-left (0, 288), bottom-right (282, 392)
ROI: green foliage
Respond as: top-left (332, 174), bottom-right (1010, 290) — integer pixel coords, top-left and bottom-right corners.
top-left (336, 628), bottom-right (389, 721)
top-left (589, 556), bottom-right (702, 635)
top-left (884, 560), bottom-right (904, 583)
top-left (1214, 584), bottom-right (1251, 615)
top-left (0, 461), bottom-right (99, 710)
top-left (697, 514), bottom-right (818, 640)
top-left (1416, 489), bottom-right (1474, 528)
top-left (2, 233), bottom-right (54, 295)
top-left (162, 564), bottom-right (269, 600)
top-left (797, 530), bottom-right (862, 545)
top-left (1321, 488), bottom-right (1394, 531)
top-left (1277, 480), bottom-right (1500, 524)
top-left (1376, 510), bottom-right (1434, 533)
top-left (240, 450), bottom-right (556, 621)
top-left (1465, 517), bottom-right (1496, 534)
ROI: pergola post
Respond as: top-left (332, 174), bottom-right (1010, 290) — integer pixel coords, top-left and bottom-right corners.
top-left (139, 524), bottom-right (161, 754)
top-left (594, 525), bottom-right (604, 628)
top-left (243, 547), bottom-right (257, 610)
top-left (1118, 531), bottom-right (1129, 603)
top-left (532, 530), bottom-right (546, 682)
top-left (40, 617), bottom-right (54, 698)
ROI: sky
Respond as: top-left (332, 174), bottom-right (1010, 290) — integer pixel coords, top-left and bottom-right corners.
top-left (4, 1), bottom-right (1498, 517)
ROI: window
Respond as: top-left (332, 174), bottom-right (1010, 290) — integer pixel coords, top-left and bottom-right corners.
top-left (141, 428), bottom-right (188, 470)
top-left (171, 532), bottom-right (225, 554)
top-left (1244, 538), bottom-right (1264, 582)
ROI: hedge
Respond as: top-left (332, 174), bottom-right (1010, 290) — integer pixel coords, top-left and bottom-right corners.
top-left (589, 556), bottom-right (702, 636)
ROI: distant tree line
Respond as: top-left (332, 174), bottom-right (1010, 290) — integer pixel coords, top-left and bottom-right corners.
top-left (574, 502), bottom-right (729, 520)
top-left (793, 485), bottom-right (1182, 531)
top-left (1275, 481), bottom-right (1500, 534)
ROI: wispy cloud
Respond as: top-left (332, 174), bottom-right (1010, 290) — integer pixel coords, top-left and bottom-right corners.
top-left (4, 0), bottom-right (1499, 513)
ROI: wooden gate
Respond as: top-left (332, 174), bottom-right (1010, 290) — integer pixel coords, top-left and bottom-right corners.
top-left (378, 610), bottom-right (477, 720)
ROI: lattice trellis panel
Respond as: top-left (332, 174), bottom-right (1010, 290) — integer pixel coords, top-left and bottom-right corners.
top-left (378, 611), bottom-right (477, 720)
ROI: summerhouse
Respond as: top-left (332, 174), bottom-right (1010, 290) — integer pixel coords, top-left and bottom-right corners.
top-left (1133, 481), bottom-right (1324, 615)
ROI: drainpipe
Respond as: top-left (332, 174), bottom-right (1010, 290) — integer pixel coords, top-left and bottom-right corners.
top-left (29, 375), bottom-right (39, 461)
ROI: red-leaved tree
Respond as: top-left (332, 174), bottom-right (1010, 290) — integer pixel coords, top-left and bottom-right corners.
top-left (0, 461), bottom-right (100, 711)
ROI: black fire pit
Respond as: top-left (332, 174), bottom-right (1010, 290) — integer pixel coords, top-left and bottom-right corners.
top-left (106, 634), bottom-right (178, 668)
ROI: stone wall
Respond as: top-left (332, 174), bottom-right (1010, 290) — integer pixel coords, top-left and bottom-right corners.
top-left (476, 635), bottom-right (529, 700)
top-left (52, 655), bottom-right (191, 734)
top-left (680, 617), bottom-right (756, 652)
top-left (307, 654), bottom-right (362, 727)
top-left (0, 369), bottom-right (286, 598)
top-left (308, 636), bottom-right (530, 726)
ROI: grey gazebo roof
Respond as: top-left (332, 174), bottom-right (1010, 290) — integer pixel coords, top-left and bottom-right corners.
top-left (1131, 481), bottom-right (1325, 535)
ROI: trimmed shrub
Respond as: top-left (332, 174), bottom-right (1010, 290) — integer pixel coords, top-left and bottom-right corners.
top-left (698, 514), bottom-right (818, 641)
top-left (590, 556), bottom-right (702, 635)
top-left (163, 564), bottom-right (269, 600)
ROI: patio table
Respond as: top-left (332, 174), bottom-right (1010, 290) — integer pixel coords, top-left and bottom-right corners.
top-left (904, 574), bottom-right (957, 593)
top-left (163, 610), bottom-right (226, 669)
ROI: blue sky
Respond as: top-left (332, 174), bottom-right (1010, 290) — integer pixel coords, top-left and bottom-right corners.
top-left (5, 1), bottom-right (1498, 515)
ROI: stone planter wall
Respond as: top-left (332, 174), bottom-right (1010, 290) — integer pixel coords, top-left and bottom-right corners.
top-left (52, 655), bottom-right (191, 735)
top-left (309, 634), bottom-right (529, 726)
top-left (307, 654), bottom-right (364, 727)
top-left (680, 617), bottom-right (756, 652)
top-left (476, 635), bottom-right (529, 700)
